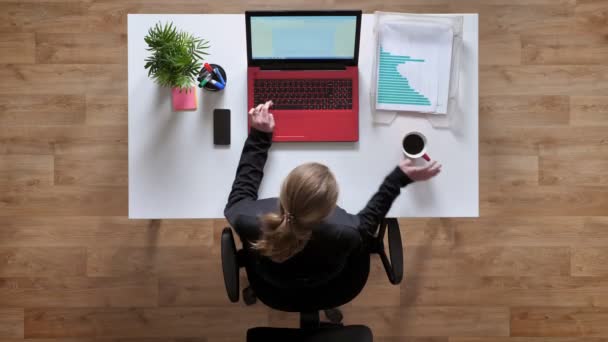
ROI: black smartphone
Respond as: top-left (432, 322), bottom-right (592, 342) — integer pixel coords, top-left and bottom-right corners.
top-left (213, 109), bottom-right (230, 145)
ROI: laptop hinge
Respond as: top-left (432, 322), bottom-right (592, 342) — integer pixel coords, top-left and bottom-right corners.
top-left (260, 63), bottom-right (347, 71)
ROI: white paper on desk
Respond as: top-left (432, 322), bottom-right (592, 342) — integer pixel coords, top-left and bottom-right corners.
top-left (375, 21), bottom-right (453, 114)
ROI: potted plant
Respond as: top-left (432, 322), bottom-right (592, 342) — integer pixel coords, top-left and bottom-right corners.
top-left (144, 22), bottom-right (209, 111)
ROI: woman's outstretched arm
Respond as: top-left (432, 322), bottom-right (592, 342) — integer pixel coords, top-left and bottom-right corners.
top-left (357, 159), bottom-right (442, 238)
top-left (225, 101), bottom-right (275, 216)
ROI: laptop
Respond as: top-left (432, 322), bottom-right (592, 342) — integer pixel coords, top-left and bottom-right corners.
top-left (246, 10), bottom-right (362, 142)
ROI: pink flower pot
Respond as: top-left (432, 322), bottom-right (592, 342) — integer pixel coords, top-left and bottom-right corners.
top-left (172, 87), bottom-right (197, 111)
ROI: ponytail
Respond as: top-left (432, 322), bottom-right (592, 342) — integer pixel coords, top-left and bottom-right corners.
top-left (252, 211), bottom-right (311, 263)
top-left (252, 162), bottom-right (339, 263)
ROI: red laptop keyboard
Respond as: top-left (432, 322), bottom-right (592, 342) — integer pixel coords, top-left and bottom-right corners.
top-left (253, 79), bottom-right (353, 110)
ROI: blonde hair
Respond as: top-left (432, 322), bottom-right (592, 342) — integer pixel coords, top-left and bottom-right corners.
top-left (253, 163), bottom-right (338, 263)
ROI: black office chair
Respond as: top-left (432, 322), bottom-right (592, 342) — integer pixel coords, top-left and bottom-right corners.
top-left (220, 218), bottom-right (403, 341)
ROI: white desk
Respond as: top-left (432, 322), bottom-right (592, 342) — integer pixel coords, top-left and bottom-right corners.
top-left (128, 14), bottom-right (478, 219)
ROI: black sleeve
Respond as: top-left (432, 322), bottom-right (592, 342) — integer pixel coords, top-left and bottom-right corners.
top-left (224, 129), bottom-right (273, 215)
top-left (357, 167), bottom-right (413, 238)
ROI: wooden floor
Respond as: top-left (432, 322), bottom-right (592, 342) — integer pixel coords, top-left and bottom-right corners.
top-left (1, 0), bottom-right (607, 340)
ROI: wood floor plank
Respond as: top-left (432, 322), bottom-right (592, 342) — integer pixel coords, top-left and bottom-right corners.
top-left (0, 247), bottom-right (86, 277)
top-left (87, 247), bottom-right (218, 277)
top-left (24, 307), bottom-right (267, 338)
top-left (481, 185), bottom-right (608, 216)
top-left (0, 0), bottom-right (94, 2)
top-left (378, 338), bottom-right (448, 342)
top-left (343, 306), bottom-right (509, 337)
top-left (450, 217), bottom-right (608, 247)
top-left (480, 131), bottom-right (539, 156)
top-left (36, 33), bottom-right (126, 64)
top-left (0, 128), bottom-right (54, 155)
top-left (537, 138), bottom-right (608, 169)
top-left (0, 2), bottom-right (103, 34)
top-left (0, 217), bottom-right (214, 247)
top-left (540, 156), bottom-right (608, 186)
top-left (328, 0), bottom-right (450, 12)
top-left (0, 64), bottom-right (127, 96)
top-left (0, 185), bottom-right (127, 216)
top-left (85, 95), bottom-right (127, 126)
top-left (454, 0), bottom-right (575, 4)
top-left (402, 276), bottom-right (608, 307)
top-left (404, 246), bottom-right (570, 277)
top-left (265, 309), bottom-right (299, 329)
top-left (480, 65), bottom-right (608, 96)
top-left (159, 274), bottom-right (248, 307)
top-left (511, 307), bottom-right (608, 337)
top-left (537, 127), bottom-right (608, 158)
top-left (398, 218), bottom-right (455, 247)
top-left (584, 217), bottom-right (608, 237)
top-left (0, 276), bottom-right (157, 307)
top-left (480, 95), bottom-right (569, 127)
top-left (480, 34), bottom-right (521, 65)
top-left (522, 34), bottom-right (608, 65)
top-left (0, 308), bottom-right (24, 338)
top-left (91, 0), bottom-right (339, 19)
top-left (0, 339), bottom-right (207, 342)
top-left (570, 96), bottom-right (608, 126)
top-left (0, 126), bottom-right (127, 157)
top-left (54, 156), bottom-right (127, 186)
top-left (0, 95), bottom-right (85, 126)
top-left (0, 0), bottom-right (336, 35)
top-left (481, 126), bottom-right (608, 157)
top-left (452, 338), bottom-right (608, 342)
top-left (572, 246), bottom-right (608, 276)
top-left (0, 155), bottom-right (54, 187)
top-left (0, 33), bottom-right (35, 63)
top-left (575, 0), bottom-right (608, 34)
top-left (480, 155), bottom-right (539, 186)
top-left (451, 2), bottom-right (576, 35)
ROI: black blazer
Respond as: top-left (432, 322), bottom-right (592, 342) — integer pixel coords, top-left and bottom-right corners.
top-left (224, 129), bottom-right (412, 288)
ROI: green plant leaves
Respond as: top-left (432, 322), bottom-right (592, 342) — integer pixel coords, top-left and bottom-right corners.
top-left (143, 21), bottom-right (210, 89)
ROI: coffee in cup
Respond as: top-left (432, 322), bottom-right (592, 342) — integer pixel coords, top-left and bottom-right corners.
top-left (402, 131), bottom-right (431, 161)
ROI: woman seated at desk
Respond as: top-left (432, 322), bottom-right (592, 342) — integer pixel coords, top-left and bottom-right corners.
top-left (224, 100), bottom-right (441, 290)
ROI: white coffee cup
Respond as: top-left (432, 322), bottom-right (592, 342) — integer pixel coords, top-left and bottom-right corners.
top-left (402, 131), bottom-right (431, 161)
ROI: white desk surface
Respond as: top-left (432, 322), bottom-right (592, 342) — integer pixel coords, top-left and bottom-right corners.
top-left (128, 14), bottom-right (479, 219)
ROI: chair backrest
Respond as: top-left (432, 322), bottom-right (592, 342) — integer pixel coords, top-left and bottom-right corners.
top-left (220, 217), bottom-right (403, 310)
top-left (243, 242), bottom-right (371, 312)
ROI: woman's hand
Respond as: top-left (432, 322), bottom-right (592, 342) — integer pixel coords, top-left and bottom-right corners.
top-left (249, 100), bottom-right (275, 133)
top-left (399, 159), bottom-right (442, 182)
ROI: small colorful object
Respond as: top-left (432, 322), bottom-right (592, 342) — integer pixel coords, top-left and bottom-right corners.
top-left (199, 63), bottom-right (227, 92)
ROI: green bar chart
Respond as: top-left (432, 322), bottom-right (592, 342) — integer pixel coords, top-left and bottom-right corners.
top-left (377, 47), bottom-right (431, 106)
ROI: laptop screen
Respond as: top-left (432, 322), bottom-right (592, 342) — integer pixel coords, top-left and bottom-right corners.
top-left (249, 15), bottom-right (358, 61)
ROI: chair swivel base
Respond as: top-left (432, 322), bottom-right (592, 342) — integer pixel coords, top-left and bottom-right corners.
top-left (243, 286), bottom-right (257, 305)
top-left (324, 308), bottom-right (343, 324)
top-left (247, 324), bottom-right (373, 342)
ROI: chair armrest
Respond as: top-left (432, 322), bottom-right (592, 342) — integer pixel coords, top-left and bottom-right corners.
top-left (221, 227), bottom-right (240, 302)
top-left (374, 218), bottom-right (404, 285)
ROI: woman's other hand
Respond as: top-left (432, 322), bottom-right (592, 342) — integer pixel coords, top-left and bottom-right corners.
top-left (399, 159), bottom-right (442, 182)
top-left (249, 100), bottom-right (275, 133)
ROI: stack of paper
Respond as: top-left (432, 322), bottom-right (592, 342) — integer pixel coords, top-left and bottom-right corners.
top-left (371, 13), bottom-right (463, 119)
